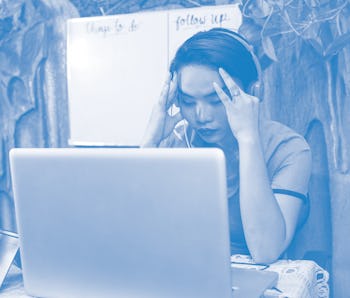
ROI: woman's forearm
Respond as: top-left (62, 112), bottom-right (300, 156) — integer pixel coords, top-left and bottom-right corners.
top-left (238, 135), bottom-right (287, 263)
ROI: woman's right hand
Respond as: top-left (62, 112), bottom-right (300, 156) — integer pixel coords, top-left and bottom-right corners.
top-left (140, 72), bottom-right (183, 147)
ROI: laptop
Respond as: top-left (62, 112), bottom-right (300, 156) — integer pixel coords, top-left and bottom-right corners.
top-left (10, 148), bottom-right (233, 297)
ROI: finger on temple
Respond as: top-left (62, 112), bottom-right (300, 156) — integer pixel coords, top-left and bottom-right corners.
top-left (213, 82), bottom-right (231, 106)
top-left (218, 68), bottom-right (242, 97)
top-left (171, 71), bottom-right (177, 83)
top-left (169, 72), bottom-right (177, 97)
top-left (159, 73), bottom-right (172, 105)
top-left (166, 73), bottom-right (178, 110)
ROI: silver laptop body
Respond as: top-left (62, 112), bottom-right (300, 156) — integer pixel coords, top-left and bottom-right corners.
top-left (10, 148), bottom-right (232, 298)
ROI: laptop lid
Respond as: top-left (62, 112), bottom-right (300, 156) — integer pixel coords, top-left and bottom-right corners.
top-left (10, 148), bottom-right (232, 298)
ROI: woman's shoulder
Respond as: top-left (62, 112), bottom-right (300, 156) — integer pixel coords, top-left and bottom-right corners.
top-left (259, 120), bottom-right (311, 165)
top-left (260, 121), bottom-right (312, 202)
top-left (260, 119), bottom-right (304, 136)
top-left (260, 120), bottom-right (310, 150)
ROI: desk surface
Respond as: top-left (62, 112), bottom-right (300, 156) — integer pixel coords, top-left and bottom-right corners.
top-left (0, 255), bottom-right (329, 298)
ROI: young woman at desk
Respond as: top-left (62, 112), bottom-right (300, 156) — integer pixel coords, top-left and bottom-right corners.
top-left (141, 28), bottom-right (311, 264)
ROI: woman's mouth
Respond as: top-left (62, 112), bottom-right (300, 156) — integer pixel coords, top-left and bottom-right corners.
top-left (197, 128), bottom-right (218, 137)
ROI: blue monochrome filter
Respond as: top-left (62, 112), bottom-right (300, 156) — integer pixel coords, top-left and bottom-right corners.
top-left (1, 0), bottom-right (348, 297)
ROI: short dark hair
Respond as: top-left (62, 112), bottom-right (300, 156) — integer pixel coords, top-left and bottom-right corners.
top-left (170, 28), bottom-right (259, 93)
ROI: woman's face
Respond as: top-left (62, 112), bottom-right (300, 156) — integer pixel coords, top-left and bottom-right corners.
top-left (177, 64), bottom-right (232, 144)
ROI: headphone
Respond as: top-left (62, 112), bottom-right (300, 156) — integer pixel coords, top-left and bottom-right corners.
top-left (213, 28), bottom-right (263, 99)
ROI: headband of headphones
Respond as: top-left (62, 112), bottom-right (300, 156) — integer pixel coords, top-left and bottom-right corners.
top-left (209, 28), bottom-right (264, 100)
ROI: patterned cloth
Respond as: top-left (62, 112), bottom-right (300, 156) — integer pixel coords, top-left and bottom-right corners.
top-left (231, 254), bottom-right (329, 298)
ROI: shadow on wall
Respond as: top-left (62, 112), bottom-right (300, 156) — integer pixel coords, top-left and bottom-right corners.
top-left (288, 119), bottom-right (333, 289)
top-left (14, 58), bottom-right (50, 148)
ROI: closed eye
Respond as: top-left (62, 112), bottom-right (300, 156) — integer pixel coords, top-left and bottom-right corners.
top-left (179, 94), bottom-right (195, 106)
top-left (210, 100), bottom-right (222, 106)
top-left (206, 94), bottom-right (223, 106)
top-left (178, 85), bottom-right (229, 106)
top-left (181, 99), bottom-right (195, 106)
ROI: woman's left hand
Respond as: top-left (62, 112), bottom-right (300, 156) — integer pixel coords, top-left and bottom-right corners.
top-left (213, 68), bottom-right (260, 142)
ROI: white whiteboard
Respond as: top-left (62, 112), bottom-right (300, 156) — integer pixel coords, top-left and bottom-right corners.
top-left (67, 4), bottom-right (242, 146)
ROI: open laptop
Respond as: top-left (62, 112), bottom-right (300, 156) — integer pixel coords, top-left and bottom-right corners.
top-left (10, 148), bottom-right (278, 298)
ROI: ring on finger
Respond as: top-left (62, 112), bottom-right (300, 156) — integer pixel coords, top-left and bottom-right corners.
top-left (231, 88), bottom-right (240, 97)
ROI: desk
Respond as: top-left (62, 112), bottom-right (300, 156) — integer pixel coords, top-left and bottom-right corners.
top-left (0, 255), bottom-right (329, 298)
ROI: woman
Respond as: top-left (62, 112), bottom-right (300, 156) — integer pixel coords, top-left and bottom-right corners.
top-left (141, 28), bottom-right (311, 264)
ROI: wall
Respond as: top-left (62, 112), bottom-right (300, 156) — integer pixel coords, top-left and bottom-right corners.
top-left (1, 0), bottom-right (349, 296)
top-left (0, 0), bottom-right (79, 231)
top-left (240, 2), bottom-right (350, 296)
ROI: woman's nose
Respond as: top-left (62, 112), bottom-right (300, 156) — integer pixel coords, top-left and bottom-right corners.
top-left (195, 103), bottom-right (212, 124)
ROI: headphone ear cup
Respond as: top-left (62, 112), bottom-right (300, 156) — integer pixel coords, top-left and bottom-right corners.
top-left (250, 81), bottom-right (262, 100)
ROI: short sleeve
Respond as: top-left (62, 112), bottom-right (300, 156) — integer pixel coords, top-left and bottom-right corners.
top-left (260, 121), bottom-right (312, 199)
top-left (270, 136), bottom-right (312, 197)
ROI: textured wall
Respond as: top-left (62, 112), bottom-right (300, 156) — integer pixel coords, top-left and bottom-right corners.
top-left (1, 0), bottom-right (349, 296)
top-left (0, 1), bottom-right (79, 231)
top-left (241, 2), bottom-right (350, 296)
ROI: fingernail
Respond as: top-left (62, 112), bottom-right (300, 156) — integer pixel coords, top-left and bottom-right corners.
top-left (213, 81), bottom-right (222, 92)
top-left (218, 68), bottom-right (226, 76)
